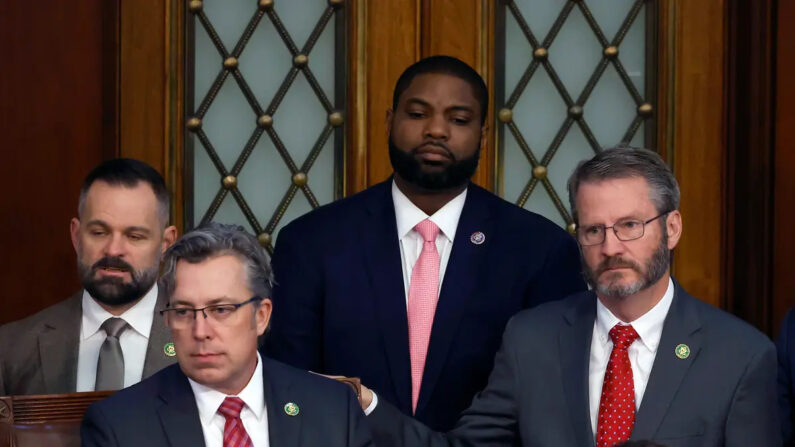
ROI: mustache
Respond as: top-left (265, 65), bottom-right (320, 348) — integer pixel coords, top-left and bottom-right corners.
top-left (92, 256), bottom-right (133, 273)
top-left (411, 142), bottom-right (454, 160)
top-left (596, 256), bottom-right (641, 275)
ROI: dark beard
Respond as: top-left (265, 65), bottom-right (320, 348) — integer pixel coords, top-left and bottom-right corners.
top-left (388, 135), bottom-right (480, 191)
top-left (78, 255), bottom-right (159, 307)
top-left (582, 230), bottom-right (670, 298)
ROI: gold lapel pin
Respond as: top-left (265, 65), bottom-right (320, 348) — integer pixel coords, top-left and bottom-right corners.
top-left (675, 343), bottom-right (690, 359)
top-left (284, 402), bottom-right (300, 416)
top-left (164, 342), bottom-right (176, 357)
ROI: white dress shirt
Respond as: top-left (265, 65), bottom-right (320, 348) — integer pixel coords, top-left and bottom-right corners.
top-left (76, 284), bottom-right (158, 391)
top-left (588, 278), bottom-right (675, 437)
top-left (392, 180), bottom-right (467, 305)
top-left (189, 352), bottom-right (270, 447)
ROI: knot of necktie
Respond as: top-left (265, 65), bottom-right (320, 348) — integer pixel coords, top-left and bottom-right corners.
top-left (101, 317), bottom-right (129, 339)
top-left (218, 396), bottom-right (246, 420)
top-left (414, 219), bottom-right (440, 243)
top-left (609, 324), bottom-right (639, 350)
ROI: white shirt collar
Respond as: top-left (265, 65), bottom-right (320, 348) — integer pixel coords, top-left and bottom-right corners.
top-left (81, 283), bottom-right (158, 340)
top-left (391, 179), bottom-right (467, 242)
top-left (188, 352), bottom-right (266, 424)
top-left (594, 277), bottom-right (675, 352)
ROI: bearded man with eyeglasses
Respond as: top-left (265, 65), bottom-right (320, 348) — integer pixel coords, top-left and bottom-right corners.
top-left (82, 222), bottom-right (373, 447)
top-left (361, 146), bottom-right (779, 447)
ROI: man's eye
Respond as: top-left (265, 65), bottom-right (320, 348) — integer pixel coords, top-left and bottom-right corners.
top-left (584, 226), bottom-right (602, 235)
top-left (407, 111), bottom-right (424, 118)
top-left (210, 306), bottom-right (234, 315)
top-left (90, 230), bottom-right (106, 236)
top-left (452, 117), bottom-right (470, 125)
top-left (173, 309), bottom-right (190, 317)
top-left (620, 221), bottom-right (640, 229)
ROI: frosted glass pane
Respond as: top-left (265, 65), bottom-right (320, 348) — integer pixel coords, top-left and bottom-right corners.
top-left (524, 185), bottom-right (566, 229)
top-left (513, 0), bottom-right (568, 42)
top-left (547, 6), bottom-right (602, 99)
top-left (210, 194), bottom-right (256, 235)
top-left (586, 0), bottom-right (637, 42)
top-left (190, 0), bottom-right (341, 230)
top-left (546, 125), bottom-right (595, 209)
top-left (272, 73), bottom-right (327, 166)
top-left (504, 9), bottom-right (533, 100)
top-left (503, 130), bottom-right (533, 204)
top-left (583, 64), bottom-right (637, 148)
top-left (620, 5), bottom-right (646, 95)
top-left (512, 68), bottom-right (567, 157)
top-left (274, 0), bottom-right (328, 50)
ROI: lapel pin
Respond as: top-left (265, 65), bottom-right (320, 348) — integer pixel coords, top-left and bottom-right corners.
top-left (675, 343), bottom-right (690, 359)
top-left (163, 342), bottom-right (176, 357)
top-left (470, 231), bottom-right (485, 245)
top-left (284, 402), bottom-right (300, 416)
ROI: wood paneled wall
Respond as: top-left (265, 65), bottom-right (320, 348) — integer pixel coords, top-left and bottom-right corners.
top-left (0, 1), bottom-right (116, 324)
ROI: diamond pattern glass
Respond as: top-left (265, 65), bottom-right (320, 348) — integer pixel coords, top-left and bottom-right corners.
top-left (186, 0), bottom-right (345, 252)
top-left (498, 0), bottom-right (655, 231)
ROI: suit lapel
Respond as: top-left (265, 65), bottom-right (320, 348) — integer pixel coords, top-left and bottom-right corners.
top-left (416, 185), bottom-right (494, 413)
top-left (262, 359), bottom-right (302, 447)
top-left (156, 366), bottom-right (206, 447)
top-left (631, 283), bottom-right (701, 440)
top-left (38, 292), bottom-right (82, 393)
top-left (143, 288), bottom-right (175, 378)
top-left (559, 293), bottom-right (597, 447)
top-left (361, 181), bottom-right (412, 412)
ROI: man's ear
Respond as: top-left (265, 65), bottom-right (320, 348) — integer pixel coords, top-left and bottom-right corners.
top-left (162, 225), bottom-right (178, 253)
top-left (70, 218), bottom-right (81, 252)
top-left (479, 123), bottom-right (489, 151)
top-left (665, 210), bottom-right (682, 250)
top-left (255, 298), bottom-right (273, 335)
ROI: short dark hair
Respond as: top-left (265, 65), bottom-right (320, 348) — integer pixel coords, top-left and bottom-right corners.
top-left (392, 55), bottom-right (489, 125)
top-left (79, 158), bottom-right (170, 225)
top-left (567, 146), bottom-right (680, 223)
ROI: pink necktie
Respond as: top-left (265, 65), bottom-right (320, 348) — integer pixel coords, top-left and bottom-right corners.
top-left (407, 219), bottom-right (441, 413)
top-left (218, 396), bottom-right (253, 447)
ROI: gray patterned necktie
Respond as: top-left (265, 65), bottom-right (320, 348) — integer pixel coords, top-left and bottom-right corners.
top-left (94, 317), bottom-right (129, 391)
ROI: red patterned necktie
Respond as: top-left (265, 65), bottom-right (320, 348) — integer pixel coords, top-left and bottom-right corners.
top-left (407, 219), bottom-right (441, 414)
top-left (218, 396), bottom-right (253, 447)
top-left (596, 324), bottom-right (640, 447)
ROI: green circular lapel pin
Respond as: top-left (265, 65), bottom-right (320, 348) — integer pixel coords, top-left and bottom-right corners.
top-left (675, 343), bottom-right (690, 359)
top-left (284, 402), bottom-right (300, 416)
top-left (164, 342), bottom-right (176, 357)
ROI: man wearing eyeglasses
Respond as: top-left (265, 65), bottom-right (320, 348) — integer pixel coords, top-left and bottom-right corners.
top-left (82, 223), bottom-right (373, 447)
top-left (362, 146), bottom-right (779, 446)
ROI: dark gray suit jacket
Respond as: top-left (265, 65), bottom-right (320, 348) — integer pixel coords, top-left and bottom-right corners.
top-left (81, 359), bottom-right (374, 447)
top-left (369, 282), bottom-right (780, 447)
top-left (0, 290), bottom-right (174, 395)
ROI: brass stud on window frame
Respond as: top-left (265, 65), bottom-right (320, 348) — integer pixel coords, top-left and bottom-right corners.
top-left (188, 0), bottom-right (203, 13)
top-left (532, 165), bottom-right (547, 179)
top-left (603, 46), bottom-right (619, 59)
top-left (222, 175), bottom-right (237, 189)
top-left (292, 172), bottom-right (308, 186)
top-left (257, 232), bottom-right (272, 246)
top-left (638, 103), bottom-right (653, 117)
top-left (328, 111), bottom-right (344, 127)
top-left (258, 0), bottom-right (274, 11)
top-left (223, 57), bottom-right (238, 70)
top-left (533, 47), bottom-right (548, 61)
top-left (257, 114), bottom-right (273, 129)
top-left (568, 105), bottom-right (583, 119)
top-left (567, 223), bottom-right (577, 235)
top-left (498, 108), bottom-right (513, 123)
top-left (293, 54), bottom-right (308, 68)
top-left (186, 117), bottom-right (202, 131)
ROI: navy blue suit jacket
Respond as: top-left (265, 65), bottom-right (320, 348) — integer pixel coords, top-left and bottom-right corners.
top-left (776, 308), bottom-right (795, 445)
top-left (81, 358), bottom-right (373, 447)
top-left (264, 179), bottom-right (586, 431)
top-left (369, 282), bottom-right (780, 446)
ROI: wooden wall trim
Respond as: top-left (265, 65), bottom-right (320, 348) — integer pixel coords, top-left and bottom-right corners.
top-left (665, 0), bottom-right (727, 308)
top-left (346, 0), bottom-right (369, 195)
top-left (165, 0), bottom-right (185, 232)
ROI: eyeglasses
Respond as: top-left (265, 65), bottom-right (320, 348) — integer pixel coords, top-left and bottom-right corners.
top-left (576, 212), bottom-right (670, 246)
top-left (160, 296), bottom-right (262, 329)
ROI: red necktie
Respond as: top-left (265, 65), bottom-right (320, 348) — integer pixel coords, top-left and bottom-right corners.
top-left (218, 396), bottom-right (253, 447)
top-left (596, 324), bottom-right (640, 447)
top-left (407, 219), bottom-right (441, 414)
